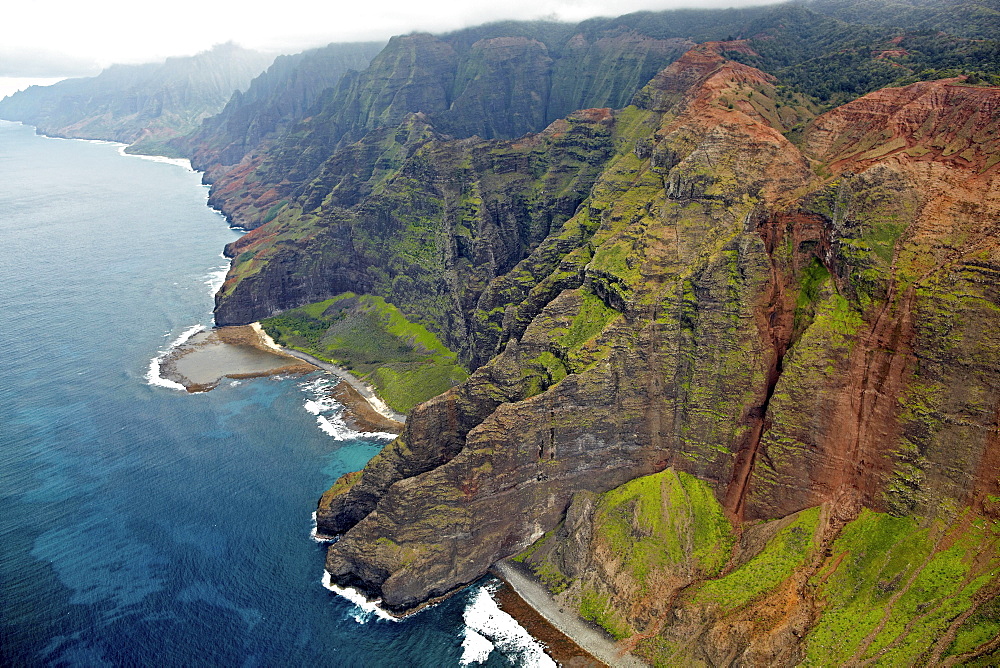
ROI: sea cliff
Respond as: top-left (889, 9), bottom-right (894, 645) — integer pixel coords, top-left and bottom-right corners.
top-left (307, 45), bottom-right (1000, 663)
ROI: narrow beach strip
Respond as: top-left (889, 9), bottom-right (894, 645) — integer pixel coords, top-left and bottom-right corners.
top-left (251, 323), bottom-right (407, 424)
top-left (492, 561), bottom-right (650, 668)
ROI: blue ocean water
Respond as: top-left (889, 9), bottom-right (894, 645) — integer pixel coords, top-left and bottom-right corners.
top-left (0, 121), bottom-right (547, 667)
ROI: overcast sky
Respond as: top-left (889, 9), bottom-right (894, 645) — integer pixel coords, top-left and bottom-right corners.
top-left (3, 0), bottom-right (783, 78)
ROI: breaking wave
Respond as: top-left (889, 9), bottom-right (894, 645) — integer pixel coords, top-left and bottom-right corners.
top-left (116, 144), bottom-right (193, 170)
top-left (146, 324), bottom-right (204, 390)
top-left (299, 377), bottom-right (397, 441)
top-left (203, 262), bottom-right (230, 294)
top-left (321, 571), bottom-right (400, 624)
top-left (146, 264), bottom-right (231, 391)
top-left (310, 511), bottom-right (335, 544)
top-left (460, 582), bottom-right (556, 667)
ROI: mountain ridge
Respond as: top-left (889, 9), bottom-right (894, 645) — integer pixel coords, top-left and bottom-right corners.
top-left (6, 3), bottom-right (1000, 663)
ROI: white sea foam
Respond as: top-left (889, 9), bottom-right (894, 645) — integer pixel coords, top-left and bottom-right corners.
top-left (116, 144), bottom-right (193, 171)
top-left (315, 415), bottom-right (358, 440)
top-left (47, 136), bottom-right (119, 146)
top-left (321, 571), bottom-right (400, 623)
top-left (204, 263), bottom-right (230, 294)
top-left (146, 357), bottom-right (187, 391)
top-left (303, 394), bottom-right (338, 415)
top-left (146, 324), bottom-right (205, 390)
top-left (460, 583), bottom-right (556, 667)
top-left (460, 628), bottom-right (495, 665)
top-left (299, 378), bottom-right (398, 441)
top-left (310, 511), bottom-right (335, 543)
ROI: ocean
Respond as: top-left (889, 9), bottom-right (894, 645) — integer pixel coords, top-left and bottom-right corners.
top-left (0, 120), bottom-right (551, 667)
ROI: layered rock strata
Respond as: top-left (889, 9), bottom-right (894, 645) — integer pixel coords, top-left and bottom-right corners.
top-left (314, 46), bottom-right (1000, 650)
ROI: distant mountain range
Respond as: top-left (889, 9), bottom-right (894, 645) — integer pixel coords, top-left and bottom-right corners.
top-left (0, 43), bottom-right (275, 155)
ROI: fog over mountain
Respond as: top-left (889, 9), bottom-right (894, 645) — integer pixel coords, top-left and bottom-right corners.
top-left (3, 0), bottom-right (784, 75)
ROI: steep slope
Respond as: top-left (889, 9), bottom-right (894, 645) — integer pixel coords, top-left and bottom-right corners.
top-left (516, 74), bottom-right (1000, 666)
top-left (0, 44), bottom-right (274, 155)
top-left (213, 107), bottom-right (618, 364)
top-left (317, 43), bottom-right (817, 606)
top-left (179, 41), bottom-right (384, 179)
top-left (311, 47), bottom-right (1000, 666)
top-left (808, 0), bottom-right (1000, 40)
top-left (197, 20), bottom-right (729, 230)
top-left (192, 4), bottom-right (1000, 234)
top-left (731, 7), bottom-right (1000, 106)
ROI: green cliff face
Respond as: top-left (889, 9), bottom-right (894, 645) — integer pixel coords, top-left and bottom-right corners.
top-left (199, 24), bottom-right (701, 231)
top-left (213, 108), bottom-right (618, 366)
top-left (524, 473), bottom-right (1000, 665)
top-left (179, 42), bottom-right (385, 177)
top-left (197, 4), bottom-right (1000, 233)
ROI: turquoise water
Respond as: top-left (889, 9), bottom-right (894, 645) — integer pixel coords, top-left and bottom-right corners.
top-left (0, 121), bottom-right (545, 667)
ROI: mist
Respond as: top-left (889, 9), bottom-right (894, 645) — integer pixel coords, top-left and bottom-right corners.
top-left (4, 0), bottom-right (785, 78)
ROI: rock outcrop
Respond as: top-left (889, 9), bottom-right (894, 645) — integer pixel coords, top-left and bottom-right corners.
top-left (198, 28), bottom-right (694, 231)
top-left (212, 108), bottom-right (618, 366)
top-left (178, 41), bottom-right (385, 179)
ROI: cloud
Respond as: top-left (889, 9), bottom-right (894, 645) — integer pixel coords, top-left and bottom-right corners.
top-left (0, 47), bottom-right (101, 77)
top-left (2, 0), bottom-right (784, 72)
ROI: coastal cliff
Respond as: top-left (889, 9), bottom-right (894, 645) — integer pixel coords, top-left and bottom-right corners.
top-left (178, 41), bottom-right (385, 179)
top-left (306, 45), bottom-right (1000, 662)
top-left (2, 0), bottom-right (998, 662)
top-left (163, 3), bottom-right (1000, 658)
top-left (200, 27), bottom-right (694, 232)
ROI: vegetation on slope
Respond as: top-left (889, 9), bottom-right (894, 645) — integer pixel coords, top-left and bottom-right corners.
top-left (727, 6), bottom-right (1000, 107)
top-left (189, 1), bottom-right (1000, 659)
top-left (261, 294), bottom-right (467, 413)
top-left (519, 473), bottom-right (1000, 666)
top-left (0, 44), bottom-right (274, 154)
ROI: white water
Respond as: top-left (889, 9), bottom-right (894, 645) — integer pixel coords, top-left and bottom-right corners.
top-left (460, 583), bottom-right (556, 667)
top-left (299, 377), bottom-right (398, 441)
top-left (116, 144), bottom-right (193, 171)
top-left (203, 262), bottom-right (230, 293)
top-left (145, 260), bottom-right (228, 391)
top-left (321, 571), bottom-right (401, 624)
top-left (145, 323), bottom-right (205, 390)
top-left (309, 511), bottom-right (334, 543)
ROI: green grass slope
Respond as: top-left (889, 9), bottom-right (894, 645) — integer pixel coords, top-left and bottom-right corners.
top-left (261, 293), bottom-right (467, 413)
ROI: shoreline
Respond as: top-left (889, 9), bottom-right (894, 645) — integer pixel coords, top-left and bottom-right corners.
top-left (491, 578), bottom-right (605, 667)
top-left (158, 324), bottom-right (314, 392)
top-left (1, 121), bottom-right (195, 171)
top-left (263, 339), bottom-right (407, 424)
top-left (158, 323), bottom-right (405, 434)
top-left (159, 325), bottom-right (610, 665)
top-left (492, 561), bottom-right (650, 668)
